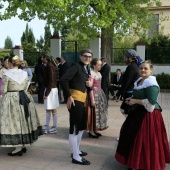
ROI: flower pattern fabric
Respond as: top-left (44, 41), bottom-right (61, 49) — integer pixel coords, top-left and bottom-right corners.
top-left (0, 75), bottom-right (42, 147)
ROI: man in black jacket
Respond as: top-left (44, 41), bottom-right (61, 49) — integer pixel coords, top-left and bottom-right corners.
top-left (100, 58), bottom-right (110, 100)
top-left (34, 56), bottom-right (45, 104)
top-left (110, 69), bottom-right (123, 99)
top-left (116, 49), bottom-right (140, 115)
top-left (59, 56), bottom-right (70, 103)
top-left (60, 49), bottom-right (93, 165)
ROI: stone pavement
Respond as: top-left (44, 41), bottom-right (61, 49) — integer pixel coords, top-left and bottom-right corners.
top-left (0, 93), bottom-right (170, 170)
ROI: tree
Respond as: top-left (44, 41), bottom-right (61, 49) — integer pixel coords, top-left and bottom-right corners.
top-left (53, 27), bottom-right (59, 36)
top-left (44, 24), bottom-right (51, 51)
top-left (35, 24), bottom-right (52, 52)
top-left (21, 23), bottom-right (37, 65)
top-left (21, 23), bottom-right (35, 49)
top-left (0, 0), bottom-right (161, 63)
top-left (36, 36), bottom-right (44, 52)
top-left (4, 36), bottom-right (13, 49)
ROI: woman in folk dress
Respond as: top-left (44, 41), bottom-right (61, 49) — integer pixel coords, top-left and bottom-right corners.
top-left (87, 58), bottom-right (108, 138)
top-left (0, 55), bottom-right (43, 156)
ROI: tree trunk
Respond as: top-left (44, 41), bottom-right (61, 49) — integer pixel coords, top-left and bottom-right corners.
top-left (101, 26), bottom-right (114, 66)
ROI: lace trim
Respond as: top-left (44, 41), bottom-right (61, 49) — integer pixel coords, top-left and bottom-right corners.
top-left (3, 69), bottom-right (28, 84)
top-left (134, 76), bottom-right (159, 90)
top-left (91, 69), bottom-right (102, 80)
top-left (141, 99), bottom-right (155, 112)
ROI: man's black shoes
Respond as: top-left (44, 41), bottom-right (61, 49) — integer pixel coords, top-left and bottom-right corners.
top-left (71, 151), bottom-right (87, 158)
top-left (72, 158), bottom-right (90, 165)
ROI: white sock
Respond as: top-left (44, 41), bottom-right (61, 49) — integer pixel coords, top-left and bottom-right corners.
top-left (46, 111), bottom-right (51, 126)
top-left (12, 146), bottom-right (23, 154)
top-left (69, 126), bottom-right (82, 162)
top-left (77, 130), bottom-right (84, 154)
top-left (52, 114), bottom-right (57, 127)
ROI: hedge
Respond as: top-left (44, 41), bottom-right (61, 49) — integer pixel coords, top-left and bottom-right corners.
top-left (110, 72), bottom-right (170, 89)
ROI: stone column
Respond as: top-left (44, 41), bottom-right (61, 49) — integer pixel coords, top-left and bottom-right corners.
top-left (136, 42), bottom-right (145, 62)
top-left (90, 35), bottom-right (101, 59)
top-left (12, 46), bottom-right (24, 60)
top-left (50, 35), bottom-right (61, 58)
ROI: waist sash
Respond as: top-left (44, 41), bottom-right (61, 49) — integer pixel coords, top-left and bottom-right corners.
top-left (70, 89), bottom-right (87, 103)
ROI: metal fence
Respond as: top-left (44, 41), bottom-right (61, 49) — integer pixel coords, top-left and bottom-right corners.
top-left (111, 47), bottom-right (170, 64)
top-left (111, 48), bottom-right (134, 64)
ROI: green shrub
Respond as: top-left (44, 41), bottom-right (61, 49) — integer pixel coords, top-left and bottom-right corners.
top-left (110, 72), bottom-right (170, 89)
top-left (156, 73), bottom-right (170, 89)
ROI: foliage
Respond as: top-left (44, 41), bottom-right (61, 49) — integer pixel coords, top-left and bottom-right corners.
top-left (4, 36), bottom-right (13, 49)
top-left (36, 24), bottom-right (52, 52)
top-left (62, 30), bottom-right (89, 52)
top-left (21, 23), bottom-right (37, 65)
top-left (156, 73), bottom-right (170, 89)
top-left (0, 0), bottom-right (160, 38)
top-left (0, 50), bottom-right (12, 58)
top-left (44, 24), bottom-right (51, 51)
top-left (61, 25), bottom-right (71, 39)
top-left (0, 0), bottom-right (161, 61)
top-left (53, 27), bottom-right (59, 36)
top-left (36, 36), bottom-right (44, 52)
top-left (21, 23), bottom-right (35, 49)
top-left (137, 34), bottom-right (170, 63)
top-left (23, 51), bottom-right (41, 66)
top-left (112, 36), bottom-right (136, 63)
top-left (110, 72), bottom-right (170, 89)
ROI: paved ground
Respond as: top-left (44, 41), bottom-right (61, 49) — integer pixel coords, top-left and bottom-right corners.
top-left (0, 93), bottom-right (170, 170)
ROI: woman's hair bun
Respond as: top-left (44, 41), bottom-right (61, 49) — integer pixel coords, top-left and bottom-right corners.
top-left (9, 55), bottom-right (21, 66)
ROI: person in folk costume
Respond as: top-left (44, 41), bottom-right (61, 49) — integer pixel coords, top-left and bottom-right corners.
top-left (116, 49), bottom-right (140, 117)
top-left (0, 55), bottom-right (42, 156)
top-left (86, 58), bottom-right (108, 138)
top-left (60, 49), bottom-right (93, 165)
top-left (41, 52), bottom-right (59, 134)
top-left (115, 60), bottom-right (170, 170)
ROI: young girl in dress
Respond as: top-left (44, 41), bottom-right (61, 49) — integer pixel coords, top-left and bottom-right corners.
top-left (87, 58), bottom-right (108, 138)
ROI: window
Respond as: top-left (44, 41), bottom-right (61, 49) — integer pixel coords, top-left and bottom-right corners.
top-left (148, 14), bottom-right (159, 38)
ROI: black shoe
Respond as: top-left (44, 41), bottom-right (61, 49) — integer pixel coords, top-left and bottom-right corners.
top-left (60, 101), bottom-right (67, 104)
top-left (94, 132), bottom-right (102, 136)
top-left (88, 132), bottom-right (99, 138)
top-left (112, 95), bottom-right (116, 100)
top-left (72, 158), bottom-right (90, 165)
top-left (22, 147), bottom-right (27, 153)
top-left (8, 150), bottom-right (23, 156)
top-left (127, 168), bottom-right (133, 170)
top-left (80, 151), bottom-right (87, 156)
top-left (120, 97), bottom-right (123, 101)
top-left (71, 151), bottom-right (87, 158)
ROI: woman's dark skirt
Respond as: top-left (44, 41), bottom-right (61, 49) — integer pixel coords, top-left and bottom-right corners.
top-left (115, 106), bottom-right (170, 170)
